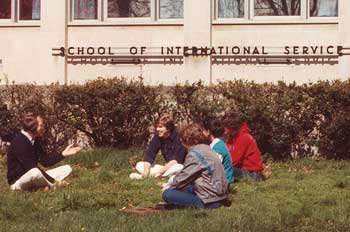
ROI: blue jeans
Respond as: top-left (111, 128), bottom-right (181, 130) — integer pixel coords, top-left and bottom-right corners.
top-left (233, 167), bottom-right (263, 181)
top-left (162, 185), bottom-right (222, 209)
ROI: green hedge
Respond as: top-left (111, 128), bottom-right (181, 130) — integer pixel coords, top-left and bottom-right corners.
top-left (0, 77), bottom-right (349, 160)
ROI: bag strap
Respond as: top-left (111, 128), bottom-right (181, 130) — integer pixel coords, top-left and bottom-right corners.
top-left (191, 149), bottom-right (213, 175)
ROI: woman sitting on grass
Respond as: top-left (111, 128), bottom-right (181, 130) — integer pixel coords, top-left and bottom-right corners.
top-left (223, 110), bottom-right (264, 181)
top-left (162, 123), bottom-right (228, 209)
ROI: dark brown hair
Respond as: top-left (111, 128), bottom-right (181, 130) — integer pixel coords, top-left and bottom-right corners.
top-left (202, 117), bottom-right (224, 138)
top-left (157, 113), bottom-right (175, 132)
top-left (181, 123), bottom-right (207, 147)
top-left (22, 112), bottom-right (38, 133)
top-left (222, 110), bottom-right (244, 138)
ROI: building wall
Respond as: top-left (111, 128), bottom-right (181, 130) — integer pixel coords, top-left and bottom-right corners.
top-left (0, 0), bottom-right (348, 85)
top-left (211, 24), bottom-right (339, 83)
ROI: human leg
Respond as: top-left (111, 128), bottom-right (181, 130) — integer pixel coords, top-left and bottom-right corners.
top-left (162, 188), bottom-right (205, 208)
top-left (162, 163), bottom-right (184, 177)
top-left (130, 162), bottom-right (164, 179)
top-left (233, 166), bottom-right (244, 177)
top-left (233, 167), bottom-right (262, 181)
top-left (10, 168), bottom-right (54, 191)
top-left (46, 165), bottom-right (72, 182)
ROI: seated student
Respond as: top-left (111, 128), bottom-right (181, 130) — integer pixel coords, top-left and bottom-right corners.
top-left (202, 118), bottom-right (234, 185)
top-left (130, 114), bottom-right (186, 180)
top-left (162, 123), bottom-right (228, 209)
top-left (7, 112), bottom-right (82, 191)
top-left (222, 110), bottom-right (264, 181)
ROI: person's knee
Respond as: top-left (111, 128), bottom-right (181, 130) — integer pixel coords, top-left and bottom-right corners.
top-left (172, 163), bottom-right (184, 170)
top-left (62, 165), bottom-right (73, 175)
top-left (162, 189), bottom-right (172, 202)
top-left (135, 161), bottom-right (144, 173)
top-left (28, 168), bottom-right (42, 178)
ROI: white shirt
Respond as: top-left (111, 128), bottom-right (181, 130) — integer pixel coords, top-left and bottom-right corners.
top-left (210, 138), bottom-right (221, 149)
top-left (21, 130), bottom-right (35, 145)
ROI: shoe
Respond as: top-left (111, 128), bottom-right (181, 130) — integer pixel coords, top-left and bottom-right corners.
top-left (129, 173), bottom-right (143, 180)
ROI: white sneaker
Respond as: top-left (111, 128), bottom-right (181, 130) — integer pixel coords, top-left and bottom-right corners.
top-left (129, 173), bottom-right (143, 180)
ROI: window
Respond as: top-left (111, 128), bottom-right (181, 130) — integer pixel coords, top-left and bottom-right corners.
top-left (216, 0), bottom-right (338, 20)
top-left (107, 0), bottom-right (151, 18)
top-left (71, 0), bottom-right (184, 22)
top-left (0, 0), bottom-right (11, 19)
top-left (254, 0), bottom-right (300, 16)
top-left (218, 0), bottom-right (244, 18)
top-left (74, 0), bottom-right (98, 20)
top-left (159, 0), bottom-right (183, 19)
top-left (20, 0), bottom-right (40, 20)
top-left (0, 0), bottom-right (41, 23)
top-left (310, 0), bottom-right (338, 17)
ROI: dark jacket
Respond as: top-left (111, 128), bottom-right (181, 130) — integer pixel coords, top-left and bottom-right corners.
top-left (144, 130), bottom-right (186, 164)
top-left (169, 144), bottom-right (228, 204)
top-left (7, 133), bottom-right (65, 185)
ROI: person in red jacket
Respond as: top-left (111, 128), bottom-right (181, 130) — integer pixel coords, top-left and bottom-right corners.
top-left (222, 110), bottom-right (264, 181)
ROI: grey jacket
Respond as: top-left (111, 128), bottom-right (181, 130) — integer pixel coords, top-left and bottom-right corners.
top-left (170, 144), bottom-right (228, 204)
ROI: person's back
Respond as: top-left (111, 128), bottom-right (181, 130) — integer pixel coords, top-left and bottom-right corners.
top-left (202, 118), bottom-right (234, 184)
top-left (211, 139), bottom-right (234, 184)
top-left (188, 144), bottom-right (228, 203)
top-left (7, 133), bottom-right (37, 185)
top-left (162, 123), bottom-right (228, 209)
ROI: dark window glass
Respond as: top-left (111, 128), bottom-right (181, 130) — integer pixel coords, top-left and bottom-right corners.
top-left (160, 0), bottom-right (183, 19)
top-left (0, 0), bottom-right (11, 19)
top-left (310, 0), bottom-right (338, 17)
top-left (108, 0), bottom-right (151, 18)
top-left (74, 0), bottom-right (97, 20)
top-left (20, 0), bottom-right (40, 20)
top-left (218, 0), bottom-right (244, 18)
top-left (254, 0), bottom-right (301, 16)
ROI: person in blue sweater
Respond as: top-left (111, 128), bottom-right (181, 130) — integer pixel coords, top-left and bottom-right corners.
top-left (202, 118), bottom-right (234, 185)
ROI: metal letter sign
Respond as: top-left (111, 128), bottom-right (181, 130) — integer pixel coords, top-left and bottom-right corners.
top-left (52, 46), bottom-right (350, 66)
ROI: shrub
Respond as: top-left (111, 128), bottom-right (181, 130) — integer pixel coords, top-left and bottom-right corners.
top-left (0, 83), bottom-right (77, 154)
top-left (309, 80), bottom-right (350, 159)
top-left (52, 77), bottom-right (161, 148)
top-left (0, 77), bottom-right (349, 160)
top-left (171, 81), bottom-right (235, 124)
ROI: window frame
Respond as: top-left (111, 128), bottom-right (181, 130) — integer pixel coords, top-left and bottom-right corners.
top-left (157, 0), bottom-right (184, 22)
top-left (213, 0), bottom-right (338, 24)
top-left (18, 0), bottom-right (41, 22)
top-left (103, 0), bottom-right (155, 24)
top-left (70, 0), bottom-right (102, 22)
top-left (0, 0), bottom-right (14, 22)
top-left (308, 0), bottom-right (338, 19)
top-left (69, 0), bottom-right (184, 26)
top-left (0, 0), bottom-right (41, 26)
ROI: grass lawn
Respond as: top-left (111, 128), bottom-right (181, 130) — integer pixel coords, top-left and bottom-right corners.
top-left (0, 148), bottom-right (350, 232)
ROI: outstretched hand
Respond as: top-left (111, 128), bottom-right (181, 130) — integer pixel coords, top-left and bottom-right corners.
top-left (62, 144), bottom-right (82, 157)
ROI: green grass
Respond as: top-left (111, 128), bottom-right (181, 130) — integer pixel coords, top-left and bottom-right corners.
top-left (1, 149), bottom-right (350, 232)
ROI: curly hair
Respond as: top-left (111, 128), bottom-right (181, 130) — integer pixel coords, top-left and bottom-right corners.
top-left (181, 123), bottom-right (207, 147)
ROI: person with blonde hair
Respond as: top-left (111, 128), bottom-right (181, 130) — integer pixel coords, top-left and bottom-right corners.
top-left (130, 114), bottom-right (186, 180)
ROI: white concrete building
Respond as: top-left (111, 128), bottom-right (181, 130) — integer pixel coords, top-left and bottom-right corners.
top-left (0, 0), bottom-right (349, 85)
